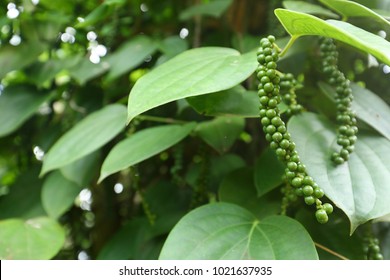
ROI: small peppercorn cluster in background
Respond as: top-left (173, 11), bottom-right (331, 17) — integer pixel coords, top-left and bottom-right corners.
top-left (257, 35), bottom-right (333, 223)
top-left (280, 73), bottom-right (304, 116)
top-left (363, 237), bottom-right (384, 260)
top-left (319, 37), bottom-right (358, 165)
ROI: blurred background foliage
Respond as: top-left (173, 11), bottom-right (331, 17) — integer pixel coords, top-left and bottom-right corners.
top-left (0, 0), bottom-right (389, 260)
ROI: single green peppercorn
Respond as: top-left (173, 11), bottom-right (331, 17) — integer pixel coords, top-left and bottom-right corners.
top-left (266, 125), bottom-right (277, 134)
top-left (302, 176), bottom-right (314, 185)
top-left (287, 162), bottom-right (298, 171)
top-left (271, 116), bottom-right (283, 126)
top-left (323, 203), bottom-right (333, 214)
top-left (286, 171), bottom-right (296, 179)
top-left (272, 132), bottom-right (283, 142)
top-left (270, 141), bottom-right (279, 150)
top-left (313, 187), bottom-right (325, 198)
top-left (276, 148), bottom-right (287, 157)
top-left (266, 109), bottom-right (277, 118)
top-left (304, 196), bottom-right (316, 205)
top-left (261, 117), bottom-right (270, 126)
top-left (303, 185), bottom-right (314, 196)
top-left (315, 209), bottom-right (329, 224)
top-left (280, 139), bottom-right (290, 149)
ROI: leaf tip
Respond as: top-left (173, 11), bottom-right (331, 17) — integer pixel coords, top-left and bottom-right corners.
top-left (126, 116), bottom-right (133, 126)
top-left (97, 173), bottom-right (108, 184)
top-left (39, 166), bottom-right (49, 178)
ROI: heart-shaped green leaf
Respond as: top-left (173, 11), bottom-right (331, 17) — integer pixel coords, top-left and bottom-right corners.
top-left (41, 104), bottom-right (127, 176)
top-left (127, 47), bottom-right (257, 123)
top-left (275, 9), bottom-right (390, 65)
top-left (288, 112), bottom-right (390, 233)
top-left (41, 171), bottom-right (81, 219)
top-left (0, 217), bottom-right (65, 259)
top-left (99, 123), bottom-right (196, 182)
top-left (159, 202), bottom-right (318, 259)
top-left (0, 86), bottom-right (50, 137)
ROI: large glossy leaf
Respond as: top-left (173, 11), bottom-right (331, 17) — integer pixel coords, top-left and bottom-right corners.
top-left (195, 117), bottom-right (245, 154)
top-left (319, 0), bottom-right (390, 29)
top-left (288, 112), bottom-right (390, 233)
top-left (254, 147), bottom-right (285, 197)
top-left (0, 86), bottom-right (51, 137)
top-left (187, 86), bottom-right (259, 118)
top-left (0, 217), bottom-right (65, 259)
top-left (99, 123), bottom-right (196, 182)
top-left (41, 104), bottom-right (127, 176)
top-left (283, 1), bottom-right (339, 18)
top-left (127, 47), bottom-right (257, 123)
top-left (219, 168), bottom-right (280, 219)
top-left (274, 9), bottom-right (390, 65)
top-left (105, 36), bottom-right (158, 81)
top-left (159, 203), bottom-right (318, 260)
top-left (41, 171), bottom-right (81, 219)
top-left (179, 0), bottom-right (233, 20)
top-left (318, 82), bottom-right (390, 141)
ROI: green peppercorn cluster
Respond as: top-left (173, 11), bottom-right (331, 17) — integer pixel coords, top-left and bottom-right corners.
top-left (280, 183), bottom-right (298, 215)
top-left (191, 144), bottom-right (210, 208)
top-left (363, 237), bottom-right (384, 260)
top-left (170, 144), bottom-right (185, 186)
top-left (280, 73), bottom-right (303, 116)
top-left (257, 35), bottom-right (333, 223)
top-left (319, 37), bottom-right (358, 165)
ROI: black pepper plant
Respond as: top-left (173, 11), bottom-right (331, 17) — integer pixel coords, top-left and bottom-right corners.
top-left (0, 0), bottom-right (389, 260)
